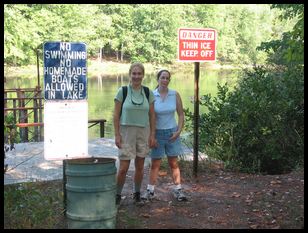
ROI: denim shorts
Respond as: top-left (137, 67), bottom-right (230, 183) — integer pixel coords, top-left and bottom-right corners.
top-left (150, 127), bottom-right (183, 159)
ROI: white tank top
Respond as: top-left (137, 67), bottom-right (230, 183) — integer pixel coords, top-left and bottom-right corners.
top-left (153, 88), bottom-right (177, 129)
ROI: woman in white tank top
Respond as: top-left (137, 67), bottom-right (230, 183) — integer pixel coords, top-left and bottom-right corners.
top-left (142, 69), bottom-right (187, 202)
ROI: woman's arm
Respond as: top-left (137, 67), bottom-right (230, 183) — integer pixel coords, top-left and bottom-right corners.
top-left (170, 91), bottom-right (184, 141)
top-left (148, 102), bottom-right (156, 148)
top-left (113, 100), bottom-right (122, 148)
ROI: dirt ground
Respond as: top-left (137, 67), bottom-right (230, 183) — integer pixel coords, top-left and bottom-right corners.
top-left (116, 163), bottom-right (304, 229)
top-left (4, 161), bottom-right (304, 229)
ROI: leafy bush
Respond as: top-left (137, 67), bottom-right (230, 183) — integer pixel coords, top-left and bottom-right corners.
top-left (184, 65), bottom-right (304, 174)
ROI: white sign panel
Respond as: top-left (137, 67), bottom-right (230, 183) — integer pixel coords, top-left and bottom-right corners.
top-left (44, 41), bottom-right (87, 100)
top-left (44, 100), bottom-right (89, 160)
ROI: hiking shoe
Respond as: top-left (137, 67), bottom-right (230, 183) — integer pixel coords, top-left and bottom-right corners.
top-left (141, 189), bottom-right (155, 201)
top-left (133, 192), bottom-right (144, 206)
top-left (116, 194), bottom-right (122, 206)
top-left (172, 188), bottom-right (187, 202)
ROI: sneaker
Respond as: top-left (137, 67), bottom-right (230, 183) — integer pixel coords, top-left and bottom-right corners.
top-left (116, 194), bottom-right (121, 206)
top-left (133, 192), bottom-right (144, 206)
top-left (173, 188), bottom-right (187, 202)
top-left (141, 189), bottom-right (155, 201)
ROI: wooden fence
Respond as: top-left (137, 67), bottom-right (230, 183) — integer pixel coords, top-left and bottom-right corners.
top-left (4, 87), bottom-right (106, 143)
top-left (4, 87), bottom-right (43, 142)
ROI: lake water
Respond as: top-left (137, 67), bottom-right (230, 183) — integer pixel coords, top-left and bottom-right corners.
top-left (5, 69), bottom-right (240, 139)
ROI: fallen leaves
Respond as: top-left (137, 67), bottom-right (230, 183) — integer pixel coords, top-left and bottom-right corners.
top-left (270, 180), bottom-right (282, 185)
top-left (114, 167), bottom-right (304, 229)
top-left (158, 170), bottom-right (168, 176)
top-left (249, 224), bottom-right (258, 229)
top-left (141, 213), bottom-right (150, 218)
top-left (231, 192), bottom-right (241, 198)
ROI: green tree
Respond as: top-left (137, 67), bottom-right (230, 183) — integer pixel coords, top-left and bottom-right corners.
top-left (184, 4), bottom-right (304, 174)
top-left (100, 4), bottom-right (135, 61)
top-left (4, 4), bottom-right (112, 65)
top-left (257, 4), bottom-right (304, 66)
top-left (5, 4), bottom-right (42, 65)
top-left (4, 4), bottom-right (298, 66)
top-left (129, 4), bottom-right (181, 63)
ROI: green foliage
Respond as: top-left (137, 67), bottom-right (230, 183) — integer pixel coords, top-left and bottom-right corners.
top-left (185, 65), bottom-right (304, 174)
top-left (4, 113), bottom-right (19, 144)
top-left (184, 3), bottom-right (304, 174)
top-left (4, 4), bottom-right (294, 66)
top-left (257, 4), bottom-right (304, 66)
top-left (4, 182), bottom-right (64, 228)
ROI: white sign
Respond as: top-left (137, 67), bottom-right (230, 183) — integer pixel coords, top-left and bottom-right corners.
top-left (44, 42), bottom-right (87, 100)
top-left (44, 100), bottom-right (89, 160)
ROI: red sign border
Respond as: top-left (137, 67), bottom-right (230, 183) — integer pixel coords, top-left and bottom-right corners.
top-left (178, 28), bottom-right (217, 62)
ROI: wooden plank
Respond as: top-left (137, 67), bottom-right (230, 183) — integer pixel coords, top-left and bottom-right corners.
top-left (4, 107), bottom-right (44, 111)
top-left (16, 122), bottom-right (44, 128)
top-left (88, 119), bottom-right (107, 123)
top-left (4, 97), bottom-right (44, 100)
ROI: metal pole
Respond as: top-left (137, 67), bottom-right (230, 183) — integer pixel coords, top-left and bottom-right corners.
top-left (193, 62), bottom-right (200, 177)
top-left (63, 159), bottom-right (67, 216)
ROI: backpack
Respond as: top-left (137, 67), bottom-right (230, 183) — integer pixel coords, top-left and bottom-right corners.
top-left (120, 85), bottom-right (150, 116)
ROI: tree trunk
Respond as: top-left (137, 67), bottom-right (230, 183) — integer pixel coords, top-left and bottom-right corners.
top-left (121, 43), bottom-right (124, 62)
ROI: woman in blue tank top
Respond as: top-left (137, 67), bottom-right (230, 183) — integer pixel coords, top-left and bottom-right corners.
top-left (142, 69), bottom-right (187, 202)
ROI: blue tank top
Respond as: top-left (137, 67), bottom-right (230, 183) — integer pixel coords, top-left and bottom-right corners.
top-left (153, 88), bottom-right (177, 129)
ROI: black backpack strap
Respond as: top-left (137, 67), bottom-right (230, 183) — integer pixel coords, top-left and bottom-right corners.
top-left (120, 86), bottom-right (128, 116)
top-left (142, 86), bottom-right (150, 103)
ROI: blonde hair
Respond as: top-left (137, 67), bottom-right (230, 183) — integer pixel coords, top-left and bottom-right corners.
top-left (129, 62), bottom-right (145, 75)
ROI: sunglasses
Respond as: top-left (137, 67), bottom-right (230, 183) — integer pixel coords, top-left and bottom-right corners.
top-left (130, 88), bottom-right (144, 105)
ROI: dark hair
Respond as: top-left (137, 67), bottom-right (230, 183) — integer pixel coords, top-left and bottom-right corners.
top-left (155, 69), bottom-right (171, 89)
top-left (157, 69), bottom-right (171, 80)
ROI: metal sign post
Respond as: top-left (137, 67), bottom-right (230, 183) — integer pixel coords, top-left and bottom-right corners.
top-left (193, 62), bottom-right (200, 177)
top-left (178, 28), bottom-right (217, 177)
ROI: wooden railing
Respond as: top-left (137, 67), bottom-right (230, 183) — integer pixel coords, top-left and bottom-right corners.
top-left (88, 119), bottom-right (107, 138)
top-left (4, 87), bottom-right (106, 142)
top-left (4, 87), bottom-right (43, 142)
top-left (13, 119), bottom-right (106, 138)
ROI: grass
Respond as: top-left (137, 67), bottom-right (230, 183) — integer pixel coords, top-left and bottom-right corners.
top-left (4, 180), bottom-right (65, 229)
top-left (4, 179), bottom-right (143, 229)
top-left (116, 210), bottom-right (142, 229)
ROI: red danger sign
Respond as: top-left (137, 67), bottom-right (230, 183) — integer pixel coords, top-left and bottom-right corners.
top-left (178, 28), bottom-right (217, 62)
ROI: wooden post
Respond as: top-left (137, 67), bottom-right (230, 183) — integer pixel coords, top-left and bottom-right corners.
top-left (193, 62), bottom-right (200, 177)
top-left (13, 99), bottom-right (16, 123)
top-left (33, 97), bottom-right (39, 141)
top-left (17, 90), bottom-right (28, 142)
top-left (4, 91), bottom-right (7, 116)
top-left (38, 87), bottom-right (43, 141)
top-left (100, 121), bottom-right (105, 138)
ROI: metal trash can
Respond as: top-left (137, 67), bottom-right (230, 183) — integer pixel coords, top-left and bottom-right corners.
top-left (65, 157), bottom-right (117, 229)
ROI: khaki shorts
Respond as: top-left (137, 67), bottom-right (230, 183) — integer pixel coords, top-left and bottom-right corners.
top-left (119, 125), bottom-right (150, 160)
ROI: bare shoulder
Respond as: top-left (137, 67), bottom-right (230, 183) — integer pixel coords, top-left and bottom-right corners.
top-left (175, 90), bottom-right (182, 98)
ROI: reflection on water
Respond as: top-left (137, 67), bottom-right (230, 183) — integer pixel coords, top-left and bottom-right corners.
top-left (5, 69), bottom-right (239, 139)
